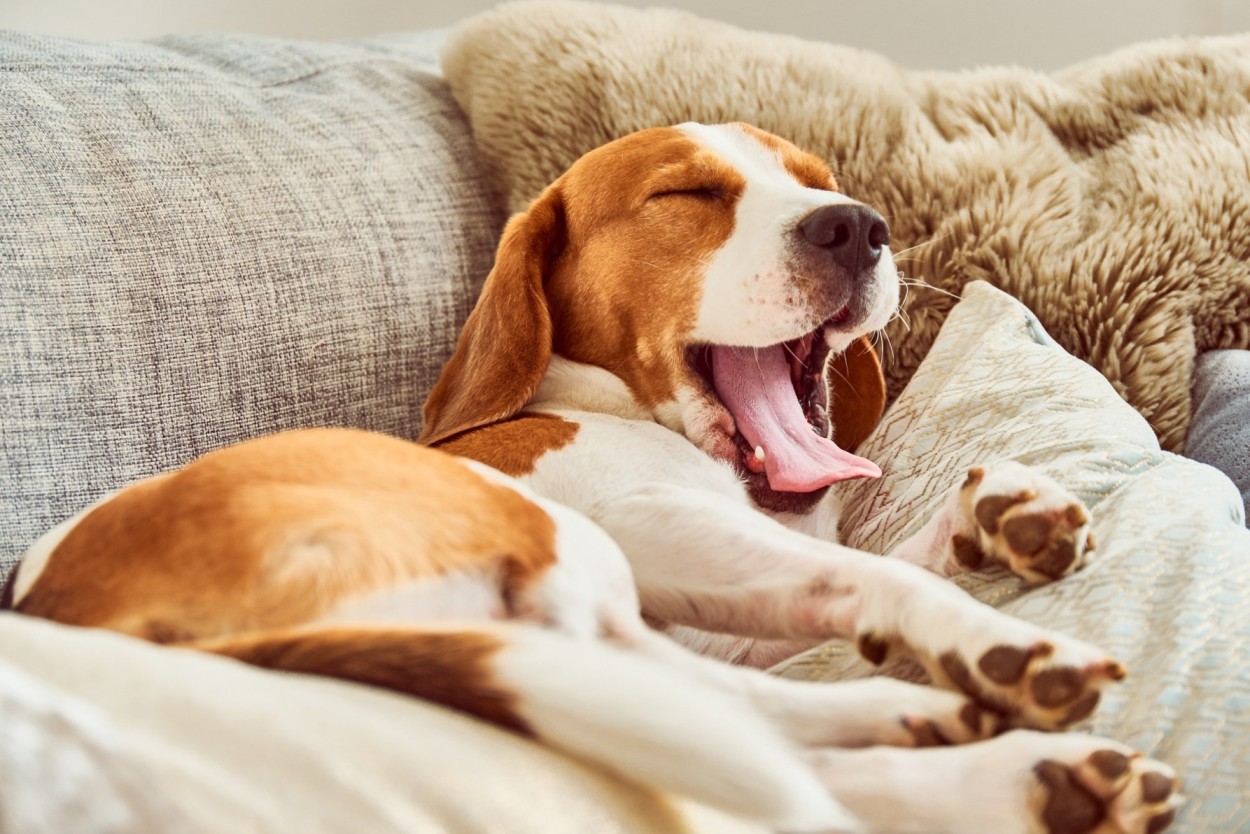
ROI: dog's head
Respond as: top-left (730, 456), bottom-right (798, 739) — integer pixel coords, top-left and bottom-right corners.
top-left (422, 123), bottom-right (898, 509)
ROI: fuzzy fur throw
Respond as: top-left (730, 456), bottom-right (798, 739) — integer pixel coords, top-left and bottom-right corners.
top-left (443, 1), bottom-right (1250, 451)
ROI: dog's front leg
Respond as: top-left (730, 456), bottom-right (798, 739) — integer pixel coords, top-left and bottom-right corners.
top-left (597, 484), bottom-right (1123, 731)
top-left (611, 624), bottom-right (999, 749)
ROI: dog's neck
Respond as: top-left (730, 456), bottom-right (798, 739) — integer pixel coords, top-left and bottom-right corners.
top-left (529, 355), bottom-right (661, 424)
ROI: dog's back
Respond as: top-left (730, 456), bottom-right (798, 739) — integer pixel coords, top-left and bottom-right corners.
top-left (5, 426), bottom-right (848, 832)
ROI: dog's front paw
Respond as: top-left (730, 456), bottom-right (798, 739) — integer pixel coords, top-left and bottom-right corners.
top-left (952, 462), bottom-right (1094, 584)
top-left (857, 599), bottom-right (1125, 730)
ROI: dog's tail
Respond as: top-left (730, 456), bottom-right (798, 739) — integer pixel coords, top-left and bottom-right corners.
top-left (190, 622), bottom-right (855, 833)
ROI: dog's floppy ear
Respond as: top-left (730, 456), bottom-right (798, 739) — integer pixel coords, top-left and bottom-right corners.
top-left (420, 185), bottom-right (565, 446)
top-left (828, 336), bottom-right (887, 452)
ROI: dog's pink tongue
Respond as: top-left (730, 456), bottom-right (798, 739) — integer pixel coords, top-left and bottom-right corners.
top-left (711, 345), bottom-right (881, 491)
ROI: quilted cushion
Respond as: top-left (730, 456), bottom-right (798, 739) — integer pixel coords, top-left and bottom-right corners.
top-left (0, 30), bottom-right (502, 576)
top-left (774, 282), bottom-right (1250, 834)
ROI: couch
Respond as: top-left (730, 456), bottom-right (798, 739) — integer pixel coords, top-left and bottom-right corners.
top-left (2, 20), bottom-right (1248, 834)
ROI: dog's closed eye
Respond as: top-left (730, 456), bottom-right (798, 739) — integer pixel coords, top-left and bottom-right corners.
top-left (648, 186), bottom-right (728, 202)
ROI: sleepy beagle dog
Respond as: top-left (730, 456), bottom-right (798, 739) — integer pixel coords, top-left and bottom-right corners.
top-left (4, 124), bottom-right (1179, 834)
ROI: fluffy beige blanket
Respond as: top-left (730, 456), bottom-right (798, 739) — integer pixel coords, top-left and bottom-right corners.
top-left (443, 1), bottom-right (1250, 451)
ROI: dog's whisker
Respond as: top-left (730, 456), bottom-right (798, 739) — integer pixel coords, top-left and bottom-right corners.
top-left (899, 278), bottom-right (963, 303)
top-left (888, 232), bottom-right (952, 260)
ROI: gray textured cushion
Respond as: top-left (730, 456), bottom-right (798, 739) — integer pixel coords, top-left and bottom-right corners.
top-left (0, 31), bottom-right (502, 576)
top-left (1188, 350), bottom-right (1250, 525)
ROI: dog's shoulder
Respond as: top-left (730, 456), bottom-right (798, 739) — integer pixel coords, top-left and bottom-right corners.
top-left (435, 412), bottom-right (580, 478)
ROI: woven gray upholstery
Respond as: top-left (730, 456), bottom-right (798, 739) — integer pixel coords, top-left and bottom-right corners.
top-left (1188, 350), bottom-right (1250, 525)
top-left (0, 31), bottom-right (502, 576)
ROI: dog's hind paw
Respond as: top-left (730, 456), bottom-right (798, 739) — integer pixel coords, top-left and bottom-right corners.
top-left (805, 730), bottom-right (1180, 834)
top-left (1020, 733), bottom-right (1182, 834)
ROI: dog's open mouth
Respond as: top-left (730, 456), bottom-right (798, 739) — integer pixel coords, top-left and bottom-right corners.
top-left (689, 306), bottom-right (881, 493)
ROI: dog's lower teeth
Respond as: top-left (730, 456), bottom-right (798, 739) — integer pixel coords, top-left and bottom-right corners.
top-left (754, 446), bottom-right (766, 463)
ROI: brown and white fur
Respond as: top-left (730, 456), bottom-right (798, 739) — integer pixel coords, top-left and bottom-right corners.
top-left (5, 124), bottom-right (1179, 834)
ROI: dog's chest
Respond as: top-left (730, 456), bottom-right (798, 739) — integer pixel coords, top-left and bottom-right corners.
top-left (517, 409), bottom-right (843, 541)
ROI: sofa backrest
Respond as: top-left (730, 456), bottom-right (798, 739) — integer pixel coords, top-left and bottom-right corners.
top-left (0, 31), bottom-right (502, 576)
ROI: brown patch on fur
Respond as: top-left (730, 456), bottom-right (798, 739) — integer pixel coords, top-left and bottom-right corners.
top-left (857, 632), bottom-right (891, 665)
top-left (734, 123), bottom-right (838, 191)
top-left (439, 413), bottom-right (578, 476)
top-left (16, 429), bottom-right (559, 639)
top-left (826, 336), bottom-right (887, 452)
top-left (196, 625), bottom-right (531, 734)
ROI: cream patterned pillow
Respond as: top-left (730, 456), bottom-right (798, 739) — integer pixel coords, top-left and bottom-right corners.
top-left (774, 282), bottom-right (1250, 834)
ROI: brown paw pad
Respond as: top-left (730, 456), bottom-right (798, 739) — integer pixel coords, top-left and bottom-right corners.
top-left (1148, 809), bottom-right (1177, 834)
top-left (1003, 513), bottom-right (1058, 556)
top-left (975, 490), bottom-right (1036, 535)
top-left (1058, 690), bottom-right (1101, 726)
top-left (958, 701), bottom-right (1005, 738)
top-left (1141, 771), bottom-right (1177, 804)
top-left (938, 651), bottom-right (1013, 714)
top-left (978, 642), bottom-right (1053, 685)
top-left (1035, 759), bottom-right (1104, 834)
top-left (952, 533), bottom-right (987, 570)
top-left (1028, 538), bottom-right (1081, 581)
top-left (1088, 750), bottom-right (1130, 782)
top-left (1031, 666), bottom-right (1087, 708)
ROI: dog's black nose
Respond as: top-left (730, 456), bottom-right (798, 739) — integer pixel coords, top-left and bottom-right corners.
top-left (798, 204), bottom-right (890, 275)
